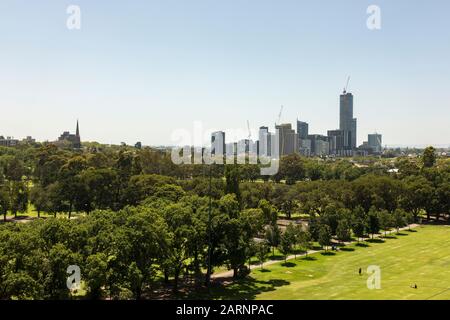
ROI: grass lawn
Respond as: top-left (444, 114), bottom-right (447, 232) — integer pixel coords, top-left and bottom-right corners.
top-left (204, 225), bottom-right (450, 300)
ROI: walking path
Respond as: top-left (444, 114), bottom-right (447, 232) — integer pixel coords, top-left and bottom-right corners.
top-left (212, 224), bottom-right (419, 279)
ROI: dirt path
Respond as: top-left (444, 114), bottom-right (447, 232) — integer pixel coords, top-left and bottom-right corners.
top-left (212, 224), bottom-right (419, 279)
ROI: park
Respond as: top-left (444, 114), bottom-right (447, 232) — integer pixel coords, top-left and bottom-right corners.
top-left (202, 224), bottom-right (450, 300)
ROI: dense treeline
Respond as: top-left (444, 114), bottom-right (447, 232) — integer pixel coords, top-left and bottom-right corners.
top-left (0, 144), bottom-right (449, 299)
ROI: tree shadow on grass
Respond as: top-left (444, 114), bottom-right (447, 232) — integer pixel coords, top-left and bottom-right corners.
top-left (396, 232), bottom-right (408, 236)
top-left (383, 235), bottom-right (398, 239)
top-left (340, 247), bottom-right (355, 252)
top-left (186, 277), bottom-right (291, 300)
top-left (281, 262), bottom-right (296, 268)
top-left (320, 251), bottom-right (336, 256)
top-left (301, 256), bottom-right (316, 261)
top-left (406, 229), bottom-right (417, 233)
top-left (258, 269), bottom-right (271, 273)
top-left (355, 243), bottom-right (369, 247)
top-left (366, 238), bottom-right (384, 243)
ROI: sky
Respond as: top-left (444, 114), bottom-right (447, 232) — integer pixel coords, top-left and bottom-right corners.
top-left (0, 0), bottom-right (449, 147)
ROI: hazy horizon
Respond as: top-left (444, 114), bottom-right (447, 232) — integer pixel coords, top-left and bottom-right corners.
top-left (1, 0), bottom-right (449, 146)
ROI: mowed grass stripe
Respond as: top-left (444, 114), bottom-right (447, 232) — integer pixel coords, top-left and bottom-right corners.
top-left (243, 225), bottom-right (450, 300)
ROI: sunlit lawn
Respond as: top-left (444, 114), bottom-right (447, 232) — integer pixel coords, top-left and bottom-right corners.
top-left (204, 225), bottom-right (450, 300)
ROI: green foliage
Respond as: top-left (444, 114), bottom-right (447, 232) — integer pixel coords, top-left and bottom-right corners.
top-left (422, 146), bottom-right (436, 168)
top-left (318, 225), bottom-right (332, 250)
top-left (0, 143), bottom-right (448, 300)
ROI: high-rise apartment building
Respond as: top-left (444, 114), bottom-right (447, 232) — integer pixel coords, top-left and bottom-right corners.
top-left (258, 126), bottom-right (272, 157)
top-left (368, 133), bottom-right (382, 153)
top-left (307, 134), bottom-right (330, 156)
top-left (275, 123), bottom-right (298, 156)
top-left (211, 131), bottom-right (225, 156)
top-left (296, 120), bottom-right (309, 140)
top-left (339, 91), bottom-right (357, 150)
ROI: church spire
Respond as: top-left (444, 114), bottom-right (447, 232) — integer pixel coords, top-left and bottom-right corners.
top-left (76, 119), bottom-right (80, 137)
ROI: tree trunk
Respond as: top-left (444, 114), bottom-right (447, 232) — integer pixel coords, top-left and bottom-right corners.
top-left (164, 269), bottom-right (169, 284)
top-left (173, 268), bottom-right (180, 293)
top-left (37, 210), bottom-right (40, 218)
top-left (233, 267), bottom-right (238, 278)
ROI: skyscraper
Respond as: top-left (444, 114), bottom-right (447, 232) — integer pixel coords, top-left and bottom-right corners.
top-left (275, 123), bottom-right (297, 156)
top-left (258, 126), bottom-right (271, 157)
top-left (211, 131), bottom-right (225, 156)
top-left (296, 120), bottom-right (309, 140)
top-left (368, 133), bottom-right (382, 153)
top-left (339, 91), bottom-right (357, 150)
top-left (297, 120), bottom-right (310, 156)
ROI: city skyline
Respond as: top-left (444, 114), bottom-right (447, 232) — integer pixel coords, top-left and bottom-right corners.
top-left (1, 1), bottom-right (449, 146)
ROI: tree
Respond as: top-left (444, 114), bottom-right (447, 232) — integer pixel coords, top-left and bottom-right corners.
top-left (336, 219), bottom-right (351, 243)
top-left (393, 208), bottom-right (407, 233)
top-left (378, 210), bottom-right (393, 237)
top-left (422, 146), bottom-right (436, 168)
top-left (296, 225), bottom-right (312, 257)
top-left (271, 184), bottom-right (296, 219)
top-left (367, 207), bottom-right (380, 239)
top-left (162, 203), bottom-right (195, 292)
top-left (279, 154), bottom-right (305, 185)
top-left (255, 242), bottom-right (269, 270)
top-left (265, 224), bottom-right (281, 258)
top-left (120, 206), bottom-right (169, 299)
top-left (279, 230), bottom-right (294, 263)
top-left (8, 181), bottom-right (28, 219)
top-left (79, 168), bottom-right (117, 210)
top-left (43, 243), bottom-right (82, 299)
top-left (318, 224), bottom-right (332, 251)
top-left (29, 184), bottom-right (48, 218)
top-left (399, 175), bottom-right (433, 221)
top-left (85, 252), bottom-right (108, 299)
top-left (225, 165), bottom-right (241, 204)
top-left (0, 186), bottom-right (9, 222)
top-left (404, 211), bottom-right (415, 230)
top-left (282, 223), bottom-right (297, 259)
top-left (258, 199), bottom-right (277, 226)
top-left (351, 206), bottom-right (367, 242)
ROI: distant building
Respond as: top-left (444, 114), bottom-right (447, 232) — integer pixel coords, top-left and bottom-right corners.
top-left (307, 134), bottom-right (330, 156)
top-left (297, 120), bottom-right (311, 156)
top-left (0, 136), bottom-right (19, 147)
top-left (22, 136), bottom-right (36, 144)
top-left (299, 138), bottom-right (311, 156)
top-left (296, 120), bottom-right (309, 140)
top-left (368, 133), bottom-right (382, 153)
top-left (211, 131), bottom-right (225, 156)
top-left (56, 120), bottom-right (81, 149)
top-left (258, 126), bottom-right (271, 157)
top-left (339, 91), bottom-right (357, 150)
top-left (327, 129), bottom-right (345, 155)
top-left (275, 123), bottom-right (298, 156)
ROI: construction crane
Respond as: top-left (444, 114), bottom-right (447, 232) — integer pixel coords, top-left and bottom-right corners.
top-left (276, 105), bottom-right (284, 126)
top-left (275, 105), bottom-right (285, 155)
top-left (344, 76), bottom-right (351, 93)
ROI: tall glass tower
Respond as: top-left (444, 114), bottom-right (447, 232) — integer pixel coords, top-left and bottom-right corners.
top-left (339, 91), bottom-right (357, 149)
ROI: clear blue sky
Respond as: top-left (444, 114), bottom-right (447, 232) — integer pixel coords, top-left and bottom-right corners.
top-left (1, 0), bottom-right (449, 147)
